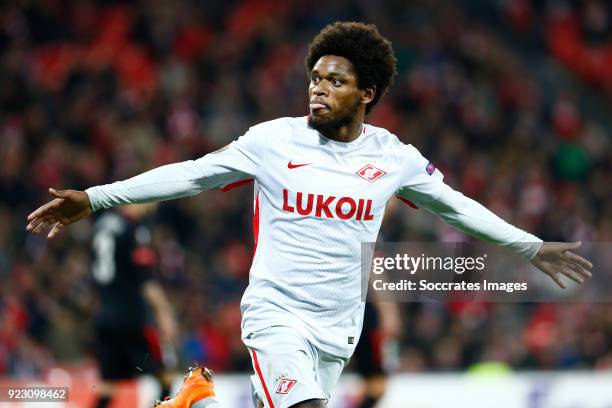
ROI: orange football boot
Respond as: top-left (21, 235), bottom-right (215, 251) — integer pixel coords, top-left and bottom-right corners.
top-left (154, 366), bottom-right (215, 408)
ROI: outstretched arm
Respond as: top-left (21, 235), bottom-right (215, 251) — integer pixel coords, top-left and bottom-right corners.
top-left (27, 158), bottom-right (219, 239)
top-left (396, 144), bottom-right (592, 288)
top-left (398, 182), bottom-right (543, 258)
top-left (27, 123), bottom-right (270, 239)
top-left (397, 183), bottom-right (593, 288)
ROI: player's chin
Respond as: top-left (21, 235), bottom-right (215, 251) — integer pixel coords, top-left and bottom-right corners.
top-left (308, 115), bottom-right (329, 130)
top-left (309, 110), bottom-right (333, 124)
top-left (310, 106), bottom-right (332, 117)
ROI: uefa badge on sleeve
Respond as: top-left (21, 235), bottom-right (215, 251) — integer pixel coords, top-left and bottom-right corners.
top-left (426, 161), bottom-right (435, 175)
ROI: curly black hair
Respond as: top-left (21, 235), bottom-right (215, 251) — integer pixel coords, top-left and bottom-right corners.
top-left (305, 21), bottom-right (397, 114)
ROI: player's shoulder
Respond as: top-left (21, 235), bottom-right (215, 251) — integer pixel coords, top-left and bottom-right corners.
top-left (248, 116), bottom-right (306, 133)
top-left (242, 117), bottom-right (306, 147)
top-left (364, 123), bottom-right (422, 159)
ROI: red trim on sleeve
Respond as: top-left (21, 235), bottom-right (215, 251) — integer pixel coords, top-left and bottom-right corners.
top-left (253, 192), bottom-right (260, 258)
top-left (221, 179), bottom-right (254, 192)
top-left (395, 195), bottom-right (419, 209)
top-left (250, 349), bottom-right (275, 408)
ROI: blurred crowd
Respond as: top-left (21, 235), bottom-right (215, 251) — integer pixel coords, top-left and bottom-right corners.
top-left (1, 0), bottom-right (612, 377)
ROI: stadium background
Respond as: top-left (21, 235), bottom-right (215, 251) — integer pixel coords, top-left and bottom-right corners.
top-left (1, 0), bottom-right (612, 406)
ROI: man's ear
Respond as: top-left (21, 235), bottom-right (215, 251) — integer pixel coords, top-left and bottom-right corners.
top-left (361, 86), bottom-right (376, 105)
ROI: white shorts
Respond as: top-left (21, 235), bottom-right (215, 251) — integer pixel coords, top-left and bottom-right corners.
top-left (243, 325), bottom-right (349, 408)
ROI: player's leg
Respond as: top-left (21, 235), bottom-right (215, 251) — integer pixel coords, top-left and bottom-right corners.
top-left (117, 326), bottom-right (170, 406)
top-left (93, 381), bottom-right (115, 408)
top-left (353, 304), bottom-right (387, 408)
top-left (156, 369), bottom-right (176, 404)
top-left (137, 325), bottom-right (175, 401)
top-left (92, 325), bottom-right (123, 408)
top-left (244, 326), bottom-right (327, 408)
top-left (252, 383), bottom-right (264, 408)
top-left (354, 339), bottom-right (387, 408)
top-left (359, 374), bottom-right (387, 408)
top-left (315, 351), bottom-right (349, 408)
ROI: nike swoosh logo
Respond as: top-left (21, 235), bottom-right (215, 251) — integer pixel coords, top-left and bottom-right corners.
top-left (288, 161), bottom-right (312, 169)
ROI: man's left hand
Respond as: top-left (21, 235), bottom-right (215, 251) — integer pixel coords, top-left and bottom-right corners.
top-left (531, 241), bottom-right (593, 289)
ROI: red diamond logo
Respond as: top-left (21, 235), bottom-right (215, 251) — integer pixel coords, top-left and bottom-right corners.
top-left (356, 164), bottom-right (386, 182)
top-left (276, 378), bottom-right (297, 394)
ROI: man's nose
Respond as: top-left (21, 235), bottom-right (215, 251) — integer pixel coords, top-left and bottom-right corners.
top-left (312, 82), bottom-right (328, 95)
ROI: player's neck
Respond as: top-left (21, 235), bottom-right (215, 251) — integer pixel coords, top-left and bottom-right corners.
top-left (321, 114), bottom-right (364, 143)
top-left (321, 118), bottom-right (364, 143)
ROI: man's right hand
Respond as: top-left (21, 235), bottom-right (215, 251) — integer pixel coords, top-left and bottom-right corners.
top-left (26, 188), bottom-right (92, 239)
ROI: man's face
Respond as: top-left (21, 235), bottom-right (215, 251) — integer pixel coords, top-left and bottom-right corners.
top-left (308, 55), bottom-right (363, 131)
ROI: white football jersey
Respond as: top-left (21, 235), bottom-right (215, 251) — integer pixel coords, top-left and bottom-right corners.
top-left (228, 117), bottom-right (444, 357)
top-left (86, 116), bottom-right (541, 358)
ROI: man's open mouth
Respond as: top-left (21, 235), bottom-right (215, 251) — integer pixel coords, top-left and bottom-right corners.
top-left (309, 102), bottom-right (329, 111)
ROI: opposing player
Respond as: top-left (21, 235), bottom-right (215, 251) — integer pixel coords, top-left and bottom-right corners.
top-left (91, 204), bottom-right (178, 408)
top-left (352, 302), bottom-right (400, 408)
top-left (26, 22), bottom-right (592, 408)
